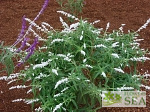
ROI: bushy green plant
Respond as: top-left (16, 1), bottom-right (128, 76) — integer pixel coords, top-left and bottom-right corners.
top-left (0, 0), bottom-right (150, 111)
top-left (0, 42), bottom-right (14, 75)
top-left (15, 12), bottom-right (149, 111)
top-left (56, 0), bottom-right (85, 16)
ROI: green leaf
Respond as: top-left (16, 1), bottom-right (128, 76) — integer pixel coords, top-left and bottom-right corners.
top-left (2, 54), bottom-right (14, 75)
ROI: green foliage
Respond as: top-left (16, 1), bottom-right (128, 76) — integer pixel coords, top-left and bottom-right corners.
top-left (0, 1), bottom-right (149, 111)
top-left (19, 17), bottom-right (148, 111)
top-left (0, 42), bottom-right (14, 75)
top-left (56, 0), bottom-right (85, 16)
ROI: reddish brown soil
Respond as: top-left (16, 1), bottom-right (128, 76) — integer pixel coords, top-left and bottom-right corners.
top-left (0, 0), bottom-right (150, 112)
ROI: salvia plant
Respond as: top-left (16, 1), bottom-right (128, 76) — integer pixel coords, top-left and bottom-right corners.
top-left (0, 0), bottom-right (150, 112)
top-left (56, 0), bottom-right (85, 16)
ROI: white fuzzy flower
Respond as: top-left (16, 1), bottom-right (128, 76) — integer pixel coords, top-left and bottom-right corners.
top-left (62, 107), bottom-right (66, 111)
top-left (143, 73), bottom-right (150, 77)
top-left (112, 42), bottom-right (119, 47)
top-left (92, 30), bottom-right (101, 35)
top-left (54, 93), bottom-right (63, 97)
top-left (61, 87), bottom-right (69, 93)
top-left (101, 72), bottom-right (106, 77)
top-left (57, 54), bottom-right (66, 57)
top-left (94, 44), bottom-right (107, 48)
top-left (91, 20), bottom-right (100, 24)
top-left (80, 35), bottom-right (83, 40)
top-left (85, 80), bottom-right (90, 82)
top-left (83, 43), bottom-right (86, 49)
top-left (35, 107), bottom-right (43, 112)
top-left (80, 31), bottom-right (84, 40)
top-left (25, 98), bottom-right (39, 104)
top-left (7, 47), bottom-right (17, 52)
top-left (27, 89), bottom-right (32, 94)
top-left (83, 59), bottom-right (87, 63)
top-left (42, 22), bottom-right (53, 29)
top-left (81, 50), bottom-right (86, 56)
top-left (130, 57), bottom-right (150, 61)
top-left (39, 46), bottom-right (48, 50)
top-left (9, 85), bottom-right (29, 90)
top-left (29, 28), bottom-right (43, 40)
top-left (119, 24), bottom-right (125, 32)
top-left (54, 78), bottom-right (69, 89)
top-left (70, 22), bottom-right (80, 29)
top-left (52, 69), bottom-right (58, 76)
top-left (137, 18), bottom-right (150, 32)
top-left (111, 53), bottom-right (119, 58)
top-left (122, 43), bottom-right (124, 48)
top-left (130, 42), bottom-right (140, 46)
top-left (51, 39), bottom-right (64, 44)
top-left (132, 46), bottom-right (138, 49)
top-left (116, 32), bottom-right (119, 36)
top-left (57, 11), bottom-right (79, 21)
top-left (59, 17), bottom-right (69, 29)
top-left (0, 73), bottom-right (23, 81)
top-left (141, 84), bottom-right (150, 90)
top-left (106, 22), bottom-right (110, 31)
top-left (76, 77), bottom-right (80, 80)
top-left (12, 99), bottom-right (25, 102)
top-left (48, 52), bottom-right (54, 56)
top-left (114, 68), bottom-right (124, 73)
top-left (7, 79), bottom-right (17, 84)
top-left (117, 86), bottom-right (134, 91)
top-left (85, 64), bottom-right (93, 68)
top-left (0, 76), bottom-right (7, 80)
top-left (64, 57), bottom-right (71, 62)
top-left (134, 39), bottom-right (144, 42)
top-left (35, 73), bottom-right (48, 79)
top-left (57, 53), bottom-right (73, 62)
top-left (132, 74), bottom-right (141, 78)
top-left (25, 18), bottom-right (44, 32)
top-left (26, 43), bottom-right (30, 46)
top-left (53, 103), bottom-right (63, 112)
top-left (105, 38), bottom-right (114, 41)
top-left (33, 61), bottom-right (49, 70)
top-left (8, 73), bottom-right (19, 80)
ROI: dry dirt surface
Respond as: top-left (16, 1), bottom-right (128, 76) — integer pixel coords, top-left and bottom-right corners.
top-left (0, 0), bottom-right (150, 112)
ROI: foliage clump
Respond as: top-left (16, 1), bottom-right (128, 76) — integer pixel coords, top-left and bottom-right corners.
top-left (0, 0), bottom-right (150, 111)
top-left (56, 0), bottom-right (85, 16)
top-left (17, 12), bottom-right (149, 111)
